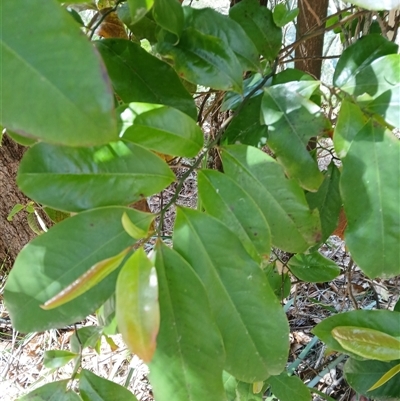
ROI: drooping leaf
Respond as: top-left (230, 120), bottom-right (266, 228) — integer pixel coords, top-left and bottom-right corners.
top-left (116, 248), bottom-right (159, 362)
top-left (80, 369), bottom-right (138, 401)
top-left (230, 0), bottom-right (282, 61)
top-left (1, 0), bottom-right (116, 146)
top-left (306, 163), bottom-right (342, 242)
top-left (18, 380), bottom-right (81, 401)
top-left (174, 207), bottom-right (289, 382)
top-left (149, 242), bottom-right (226, 401)
top-left (119, 103), bottom-right (203, 157)
top-left (223, 94), bottom-right (268, 146)
top-left (261, 83), bottom-right (327, 191)
top-left (332, 326), bottom-right (400, 361)
top-left (4, 207), bottom-right (148, 332)
top-left (313, 310), bottom-right (400, 359)
top-left (127, 0), bottom-right (154, 25)
top-left (273, 3), bottom-right (299, 28)
top-left (333, 34), bottom-right (398, 89)
top-left (340, 121), bottom-right (400, 278)
top-left (157, 27), bottom-right (243, 93)
top-left (17, 141), bottom-right (175, 212)
top-left (289, 252), bottom-right (340, 283)
top-left (346, 0), bottom-right (400, 10)
top-left (267, 372), bottom-right (311, 401)
top-left (94, 39), bottom-right (196, 119)
top-left (221, 145), bottom-right (322, 253)
top-left (43, 350), bottom-right (78, 369)
top-left (198, 169), bottom-right (271, 261)
top-left (344, 358), bottom-right (400, 399)
top-left (184, 7), bottom-right (260, 72)
top-left (153, 0), bottom-right (184, 37)
top-left (40, 247), bottom-right (131, 310)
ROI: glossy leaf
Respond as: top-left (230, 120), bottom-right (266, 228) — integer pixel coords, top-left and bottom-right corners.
top-left (174, 207), bottom-right (289, 382)
top-left (3, 207), bottom-right (147, 332)
top-left (43, 350), bottom-right (78, 369)
top-left (18, 380), bottom-right (81, 401)
top-left (158, 27), bottom-right (243, 93)
top-left (340, 121), bottom-right (400, 278)
top-left (289, 252), bottom-right (340, 283)
top-left (333, 99), bottom-right (368, 158)
top-left (313, 310), bottom-right (400, 359)
top-left (149, 242), bottom-right (226, 401)
top-left (184, 7), bottom-right (260, 72)
top-left (153, 0), bottom-right (184, 37)
top-left (119, 103), bottom-right (203, 157)
top-left (230, 0), bottom-right (282, 61)
top-left (221, 145), bottom-right (321, 253)
top-left (332, 326), bottom-right (400, 361)
top-left (267, 373), bottom-right (311, 401)
top-left (41, 248), bottom-right (130, 310)
top-left (116, 248), bottom-right (159, 362)
top-left (273, 3), bottom-right (299, 28)
top-left (261, 83), bottom-right (326, 191)
top-left (346, 0), bottom-right (400, 10)
top-left (17, 141), bottom-right (175, 212)
top-left (344, 358), bottom-right (400, 399)
top-left (1, 1), bottom-right (116, 146)
top-left (223, 94), bottom-right (268, 146)
top-left (198, 170), bottom-right (271, 261)
top-left (306, 163), bottom-right (341, 242)
top-left (368, 363), bottom-right (400, 391)
top-left (127, 0), bottom-right (154, 25)
top-left (333, 34), bottom-right (397, 89)
top-left (80, 369), bottom-right (138, 401)
top-left (95, 39), bottom-right (196, 119)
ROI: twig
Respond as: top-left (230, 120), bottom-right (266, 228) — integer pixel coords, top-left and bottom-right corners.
top-left (346, 257), bottom-right (359, 310)
top-left (88, 0), bottom-right (125, 40)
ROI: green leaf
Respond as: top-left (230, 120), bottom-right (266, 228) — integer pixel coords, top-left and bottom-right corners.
top-left (6, 130), bottom-right (37, 147)
top-left (306, 163), bottom-right (342, 242)
top-left (368, 363), bottom-right (400, 391)
top-left (153, 0), bottom-right (184, 37)
top-left (273, 4), bottom-right (299, 28)
top-left (312, 310), bottom-right (400, 359)
top-left (289, 252), bottom-right (340, 283)
top-left (261, 83), bottom-right (326, 191)
top-left (174, 208), bottom-right (289, 382)
top-left (267, 372), bottom-right (311, 401)
top-left (236, 381), bottom-right (263, 401)
top-left (223, 371), bottom-right (238, 401)
top-left (116, 248), bottom-right (159, 362)
top-left (340, 121), bottom-right (400, 278)
top-left (333, 34), bottom-right (398, 89)
top-left (17, 141), bottom-right (175, 212)
top-left (41, 248), bottom-right (130, 310)
top-left (332, 326), bottom-right (400, 361)
top-left (223, 94), bottom-right (268, 146)
top-left (264, 264), bottom-right (291, 300)
top-left (149, 242), bottom-right (226, 401)
top-left (43, 350), bottom-right (78, 369)
top-left (184, 7), bottom-right (260, 72)
top-left (394, 298), bottom-right (400, 313)
top-left (119, 103), bottom-right (203, 157)
top-left (7, 203), bottom-right (25, 221)
top-left (127, 0), bottom-right (154, 25)
top-left (18, 380), bottom-right (82, 401)
top-left (80, 369), bottom-right (138, 401)
top-left (122, 212), bottom-right (153, 239)
top-left (1, 1), bottom-right (116, 146)
top-left (333, 99), bottom-right (368, 159)
top-left (221, 145), bottom-right (321, 253)
top-left (346, 0), bottom-right (400, 10)
top-left (70, 326), bottom-right (103, 353)
top-left (230, 0), bottom-right (282, 61)
top-left (157, 27), bottom-right (243, 93)
top-left (4, 207), bottom-right (148, 332)
top-left (43, 207), bottom-right (70, 224)
top-left (344, 358), bottom-right (400, 399)
top-left (198, 169), bottom-right (271, 261)
top-left (94, 39), bottom-right (196, 119)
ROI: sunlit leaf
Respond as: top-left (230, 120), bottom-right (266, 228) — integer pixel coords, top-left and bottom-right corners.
top-left (127, 0), bottom-right (154, 25)
top-left (116, 248), bottom-right (159, 362)
top-left (122, 212), bottom-right (154, 239)
top-left (332, 326), bottom-right (400, 361)
top-left (368, 363), bottom-right (400, 391)
top-left (1, 0), bottom-right (117, 146)
top-left (43, 350), bottom-right (78, 369)
top-left (273, 3), bottom-right (299, 27)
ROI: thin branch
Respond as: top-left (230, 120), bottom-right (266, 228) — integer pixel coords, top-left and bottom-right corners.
top-left (346, 257), bottom-right (359, 310)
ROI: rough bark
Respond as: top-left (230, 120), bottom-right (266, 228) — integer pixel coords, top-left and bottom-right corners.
top-left (0, 134), bottom-right (36, 271)
top-left (295, 0), bottom-right (329, 79)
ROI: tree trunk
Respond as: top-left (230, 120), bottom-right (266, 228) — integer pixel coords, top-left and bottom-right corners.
top-left (295, 0), bottom-right (329, 79)
top-left (0, 134), bottom-right (36, 271)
